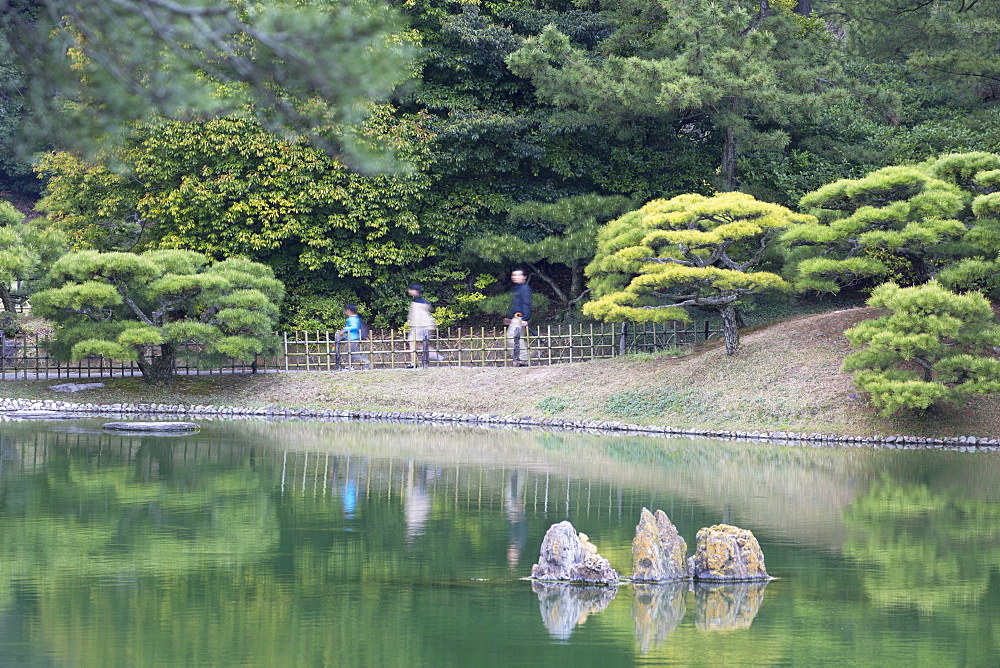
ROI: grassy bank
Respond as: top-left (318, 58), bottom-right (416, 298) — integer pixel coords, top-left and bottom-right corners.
top-left (2, 308), bottom-right (997, 439)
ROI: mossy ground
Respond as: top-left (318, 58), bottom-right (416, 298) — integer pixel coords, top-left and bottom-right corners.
top-left (2, 308), bottom-right (997, 438)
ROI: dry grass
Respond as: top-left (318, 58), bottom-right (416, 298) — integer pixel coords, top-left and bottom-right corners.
top-left (3, 307), bottom-right (998, 438)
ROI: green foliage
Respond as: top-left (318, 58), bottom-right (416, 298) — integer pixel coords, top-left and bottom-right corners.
top-left (0, 213), bottom-right (69, 311)
top-left (32, 250), bottom-right (285, 383)
top-left (35, 112), bottom-right (464, 322)
top-left (585, 192), bottom-right (812, 354)
top-left (466, 194), bottom-right (633, 317)
top-left (843, 282), bottom-right (1000, 416)
top-left (507, 0), bottom-right (850, 191)
top-left (536, 395), bottom-right (571, 415)
top-left (0, 200), bottom-right (22, 226)
top-left (786, 164), bottom-right (970, 291)
top-left (832, 0), bottom-right (1000, 102)
top-left (0, 0), bottom-right (413, 165)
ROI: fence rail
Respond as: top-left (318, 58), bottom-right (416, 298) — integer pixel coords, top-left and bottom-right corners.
top-left (0, 320), bottom-right (721, 379)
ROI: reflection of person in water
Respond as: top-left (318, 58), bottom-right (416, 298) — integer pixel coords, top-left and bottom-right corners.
top-left (504, 469), bottom-right (528, 569)
top-left (342, 479), bottom-right (357, 519)
top-left (405, 460), bottom-right (432, 546)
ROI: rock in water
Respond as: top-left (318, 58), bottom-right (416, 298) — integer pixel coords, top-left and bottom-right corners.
top-left (102, 422), bottom-right (200, 433)
top-left (687, 524), bottom-right (770, 581)
top-left (530, 521), bottom-right (620, 585)
top-left (631, 507), bottom-right (687, 582)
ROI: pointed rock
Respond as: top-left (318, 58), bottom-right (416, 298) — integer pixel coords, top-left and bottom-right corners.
top-left (687, 524), bottom-right (770, 581)
top-left (631, 507), bottom-right (688, 582)
top-left (530, 521), bottom-right (619, 585)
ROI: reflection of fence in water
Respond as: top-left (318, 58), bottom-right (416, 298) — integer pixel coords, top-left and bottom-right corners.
top-left (276, 450), bottom-right (652, 522)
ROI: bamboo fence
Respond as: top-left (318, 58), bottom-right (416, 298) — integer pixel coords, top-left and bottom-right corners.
top-left (0, 320), bottom-right (720, 379)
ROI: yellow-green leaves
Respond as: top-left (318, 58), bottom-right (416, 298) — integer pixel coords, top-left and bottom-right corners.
top-left (585, 192), bottom-right (809, 354)
top-left (34, 250), bottom-right (284, 383)
top-left (844, 281), bottom-right (1000, 416)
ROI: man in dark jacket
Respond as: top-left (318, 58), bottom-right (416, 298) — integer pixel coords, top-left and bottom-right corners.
top-left (503, 268), bottom-right (531, 365)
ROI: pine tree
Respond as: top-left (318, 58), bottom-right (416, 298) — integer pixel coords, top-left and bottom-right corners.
top-left (32, 250), bottom-right (285, 383)
top-left (844, 281), bottom-right (1000, 416)
top-left (584, 192), bottom-right (812, 355)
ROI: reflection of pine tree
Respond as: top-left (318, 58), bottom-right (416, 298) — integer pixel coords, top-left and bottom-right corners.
top-left (843, 474), bottom-right (1000, 614)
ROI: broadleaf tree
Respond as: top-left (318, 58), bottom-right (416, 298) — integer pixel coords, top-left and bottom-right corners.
top-left (584, 192), bottom-right (814, 355)
top-left (843, 281), bottom-right (1000, 417)
top-left (31, 250), bottom-right (285, 383)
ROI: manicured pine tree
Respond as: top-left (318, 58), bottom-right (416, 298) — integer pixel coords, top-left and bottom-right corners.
top-left (843, 281), bottom-right (1000, 417)
top-left (32, 250), bottom-right (285, 384)
top-left (783, 165), bottom-right (968, 292)
top-left (584, 192), bottom-right (813, 355)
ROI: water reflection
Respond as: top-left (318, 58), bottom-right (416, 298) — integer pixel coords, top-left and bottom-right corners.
top-left (0, 419), bottom-right (999, 665)
top-left (532, 582), bottom-right (618, 640)
top-left (632, 583), bottom-right (686, 652)
top-left (693, 582), bottom-right (769, 632)
top-left (534, 579), bottom-right (770, 645)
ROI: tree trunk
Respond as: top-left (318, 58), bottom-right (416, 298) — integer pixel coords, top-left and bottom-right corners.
top-left (0, 284), bottom-right (14, 313)
top-left (720, 304), bottom-right (740, 356)
top-left (794, 0), bottom-right (811, 16)
top-left (135, 343), bottom-right (175, 384)
top-left (721, 127), bottom-right (739, 192)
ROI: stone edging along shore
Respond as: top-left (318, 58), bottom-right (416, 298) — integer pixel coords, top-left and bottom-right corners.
top-left (1, 396), bottom-right (997, 450)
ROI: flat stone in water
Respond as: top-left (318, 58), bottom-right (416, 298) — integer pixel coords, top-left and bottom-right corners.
top-left (102, 421), bottom-right (201, 432)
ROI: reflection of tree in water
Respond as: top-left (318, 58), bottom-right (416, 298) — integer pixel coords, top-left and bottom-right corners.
top-left (693, 581), bottom-right (768, 632)
top-left (843, 474), bottom-right (1000, 614)
top-left (632, 583), bottom-right (686, 653)
top-left (531, 582), bottom-right (617, 640)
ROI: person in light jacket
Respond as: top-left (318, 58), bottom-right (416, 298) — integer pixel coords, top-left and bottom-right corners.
top-left (406, 284), bottom-right (442, 367)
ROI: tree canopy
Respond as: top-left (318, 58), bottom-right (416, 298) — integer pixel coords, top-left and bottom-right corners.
top-left (584, 192), bottom-right (813, 354)
top-left (843, 281), bottom-right (1000, 416)
top-left (31, 250), bottom-right (285, 383)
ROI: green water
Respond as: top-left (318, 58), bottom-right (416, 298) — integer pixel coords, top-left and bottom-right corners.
top-left (0, 419), bottom-right (998, 666)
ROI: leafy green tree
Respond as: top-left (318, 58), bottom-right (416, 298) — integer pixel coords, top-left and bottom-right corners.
top-left (393, 0), bottom-right (715, 245)
top-left (843, 281), bottom-right (1000, 416)
top-left (465, 194), bottom-right (632, 317)
top-left (783, 165), bottom-right (969, 292)
top-left (584, 192), bottom-right (813, 355)
top-left (34, 112), bottom-right (463, 324)
top-left (0, 0), bottom-right (412, 163)
top-left (507, 0), bottom-right (847, 191)
top-left (0, 203), bottom-right (68, 312)
top-left (31, 250), bottom-right (285, 383)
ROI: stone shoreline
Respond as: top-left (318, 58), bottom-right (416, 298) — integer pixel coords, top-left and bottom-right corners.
top-left (0, 396), bottom-right (997, 450)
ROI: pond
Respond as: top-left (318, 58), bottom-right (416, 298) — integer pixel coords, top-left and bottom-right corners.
top-left (0, 418), bottom-right (998, 666)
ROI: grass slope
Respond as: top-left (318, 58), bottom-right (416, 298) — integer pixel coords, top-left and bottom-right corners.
top-left (2, 308), bottom-right (997, 438)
